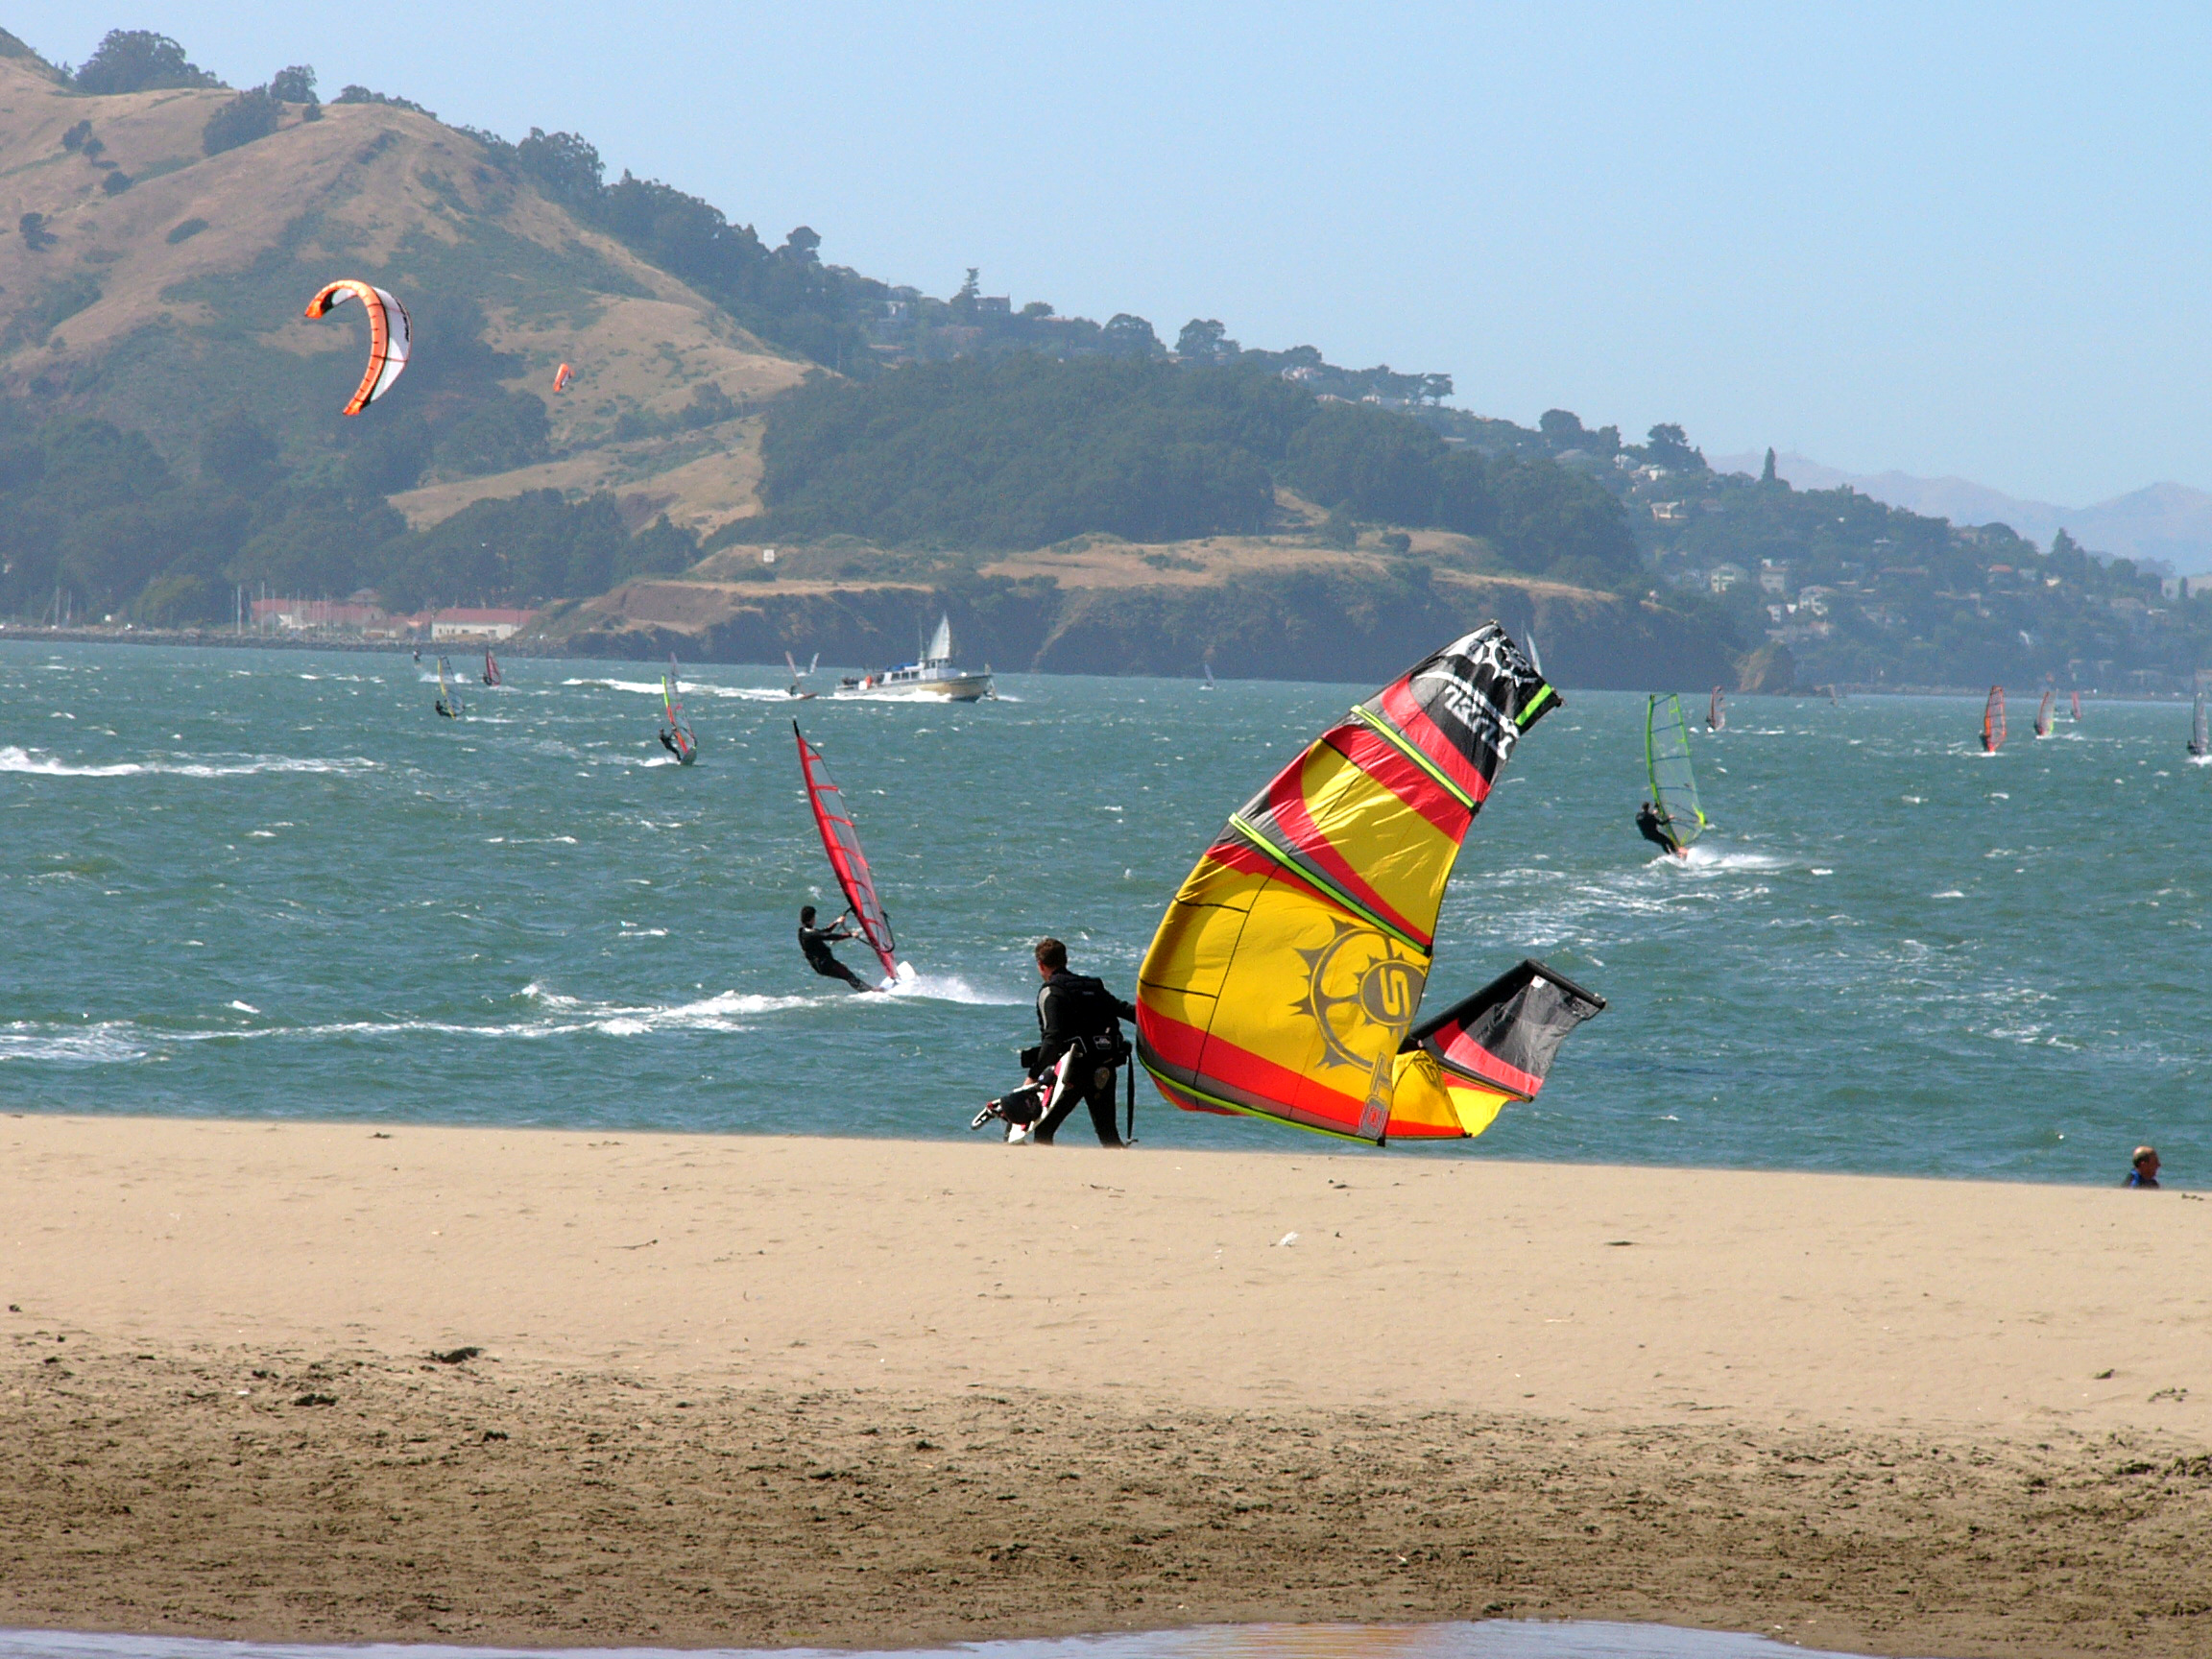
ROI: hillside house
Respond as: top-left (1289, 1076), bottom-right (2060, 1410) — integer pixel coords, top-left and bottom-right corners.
top-left (431, 607), bottom-right (536, 641)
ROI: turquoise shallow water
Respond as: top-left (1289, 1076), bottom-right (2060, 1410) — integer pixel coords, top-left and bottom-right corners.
top-left (1, 641), bottom-right (2204, 1184)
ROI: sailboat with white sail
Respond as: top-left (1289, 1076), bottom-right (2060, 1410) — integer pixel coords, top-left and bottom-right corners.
top-left (836, 613), bottom-right (994, 701)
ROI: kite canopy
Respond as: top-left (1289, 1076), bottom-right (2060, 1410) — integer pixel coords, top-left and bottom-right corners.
top-left (553, 362), bottom-right (574, 393)
top-left (1135, 623), bottom-right (1598, 1145)
top-left (1400, 959), bottom-right (1606, 1138)
top-left (303, 280), bottom-right (411, 415)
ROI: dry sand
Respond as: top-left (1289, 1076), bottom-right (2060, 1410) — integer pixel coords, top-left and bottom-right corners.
top-left (2, 1116), bottom-right (2207, 1656)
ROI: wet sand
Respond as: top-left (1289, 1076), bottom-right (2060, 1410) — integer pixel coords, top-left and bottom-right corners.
top-left (2, 1116), bottom-right (2207, 1656)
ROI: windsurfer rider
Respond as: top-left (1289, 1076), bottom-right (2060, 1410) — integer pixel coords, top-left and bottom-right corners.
top-left (1024, 937), bottom-right (1135, 1146)
top-left (798, 904), bottom-right (876, 993)
top-left (1635, 801), bottom-right (1683, 856)
top-left (435, 697), bottom-right (458, 719)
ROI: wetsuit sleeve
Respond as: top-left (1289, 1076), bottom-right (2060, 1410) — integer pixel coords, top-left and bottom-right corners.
top-left (1033, 982), bottom-right (1075, 1074)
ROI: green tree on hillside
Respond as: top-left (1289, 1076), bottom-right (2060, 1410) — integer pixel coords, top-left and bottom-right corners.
top-left (69, 30), bottom-right (220, 94)
top-left (203, 87), bottom-right (280, 156)
top-left (268, 64), bottom-right (317, 104)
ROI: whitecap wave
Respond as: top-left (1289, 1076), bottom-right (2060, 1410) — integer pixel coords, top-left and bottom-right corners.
top-left (878, 971), bottom-right (1024, 1006)
top-left (1652, 844), bottom-right (1791, 873)
top-left (561, 677), bottom-right (665, 695)
top-left (0, 746), bottom-right (376, 779)
top-left (0, 1022), bottom-right (149, 1065)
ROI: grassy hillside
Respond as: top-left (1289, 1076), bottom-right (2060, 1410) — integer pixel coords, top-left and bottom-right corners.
top-left (525, 523), bottom-right (1738, 691)
top-left (0, 54), bottom-right (800, 534)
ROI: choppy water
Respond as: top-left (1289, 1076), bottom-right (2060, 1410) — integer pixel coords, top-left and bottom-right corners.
top-left (0, 1623), bottom-right (1930, 1659)
top-left (1, 642), bottom-right (2203, 1185)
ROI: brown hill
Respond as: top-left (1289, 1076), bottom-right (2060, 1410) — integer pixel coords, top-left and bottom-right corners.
top-left (0, 55), bottom-right (797, 538)
top-left (526, 525), bottom-right (1740, 690)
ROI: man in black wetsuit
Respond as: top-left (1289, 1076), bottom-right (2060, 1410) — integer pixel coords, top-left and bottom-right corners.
top-left (798, 904), bottom-right (875, 993)
top-left (1026, 936), bottom-right (1135, 1146)
top-left (1635, 801), bottom-right (1682, 856)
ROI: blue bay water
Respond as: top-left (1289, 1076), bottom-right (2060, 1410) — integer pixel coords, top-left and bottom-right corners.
top-left (1, 641), bottom-right (2203, 1185)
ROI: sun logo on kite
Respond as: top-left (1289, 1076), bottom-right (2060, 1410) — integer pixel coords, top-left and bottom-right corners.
top-left (1294, 919), bottom-right (1427, 1072)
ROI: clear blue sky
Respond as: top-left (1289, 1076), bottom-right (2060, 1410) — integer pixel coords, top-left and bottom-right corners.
top-left (16, 3), bottom-right (2212, 505)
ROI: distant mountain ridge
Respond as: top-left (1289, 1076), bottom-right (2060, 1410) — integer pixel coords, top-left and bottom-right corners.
top-left (1710, 452), bottom-right (2212, 575)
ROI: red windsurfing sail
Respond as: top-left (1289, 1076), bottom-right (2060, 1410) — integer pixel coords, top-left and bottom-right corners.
top-left (1983, 685), bottom-right (2006, 752)
top-left (482, 647), bottom-right (501, 686)
top-left (794, 721), bottom-right (898, 981)
top-left (2071, 689), bottom-right (2082, 721)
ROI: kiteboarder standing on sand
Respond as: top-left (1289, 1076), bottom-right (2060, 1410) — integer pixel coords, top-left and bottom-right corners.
top-left (798, 904), bottom-right (876, 993)
top-left (1635, 801), bottom-right (1683, 856)
top-left (1025, 937), bottom-right (1135, 1146)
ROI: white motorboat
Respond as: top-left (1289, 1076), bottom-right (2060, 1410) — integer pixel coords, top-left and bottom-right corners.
top-left (836, 614), bottom-right (995, 702)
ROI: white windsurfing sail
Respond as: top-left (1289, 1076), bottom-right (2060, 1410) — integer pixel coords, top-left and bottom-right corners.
top-left (2190, 691), bottom-right (2209, 758)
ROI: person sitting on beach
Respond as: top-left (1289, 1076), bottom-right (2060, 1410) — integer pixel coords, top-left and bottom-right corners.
top-left (1025, 936), bottom-right (1135, 1147)
top-left (798, 904), bottom-right (875, 994)
top-left (2126, 1146), bottom-right (2161, 1189)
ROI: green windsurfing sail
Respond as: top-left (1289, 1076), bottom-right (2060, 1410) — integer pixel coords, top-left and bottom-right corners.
top-left (1645, 693), bottom-right (1707, 851)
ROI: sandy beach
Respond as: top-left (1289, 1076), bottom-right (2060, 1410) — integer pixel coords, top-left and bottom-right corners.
top-left (2, 1115), bottom-right (2207, 1656)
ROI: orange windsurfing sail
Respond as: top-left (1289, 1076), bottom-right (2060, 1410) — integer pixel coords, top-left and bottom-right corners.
top-left (1134, 624), bottom-right (1603, 1145)
top-left (1983, 685), bottom-right (2006, 752)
